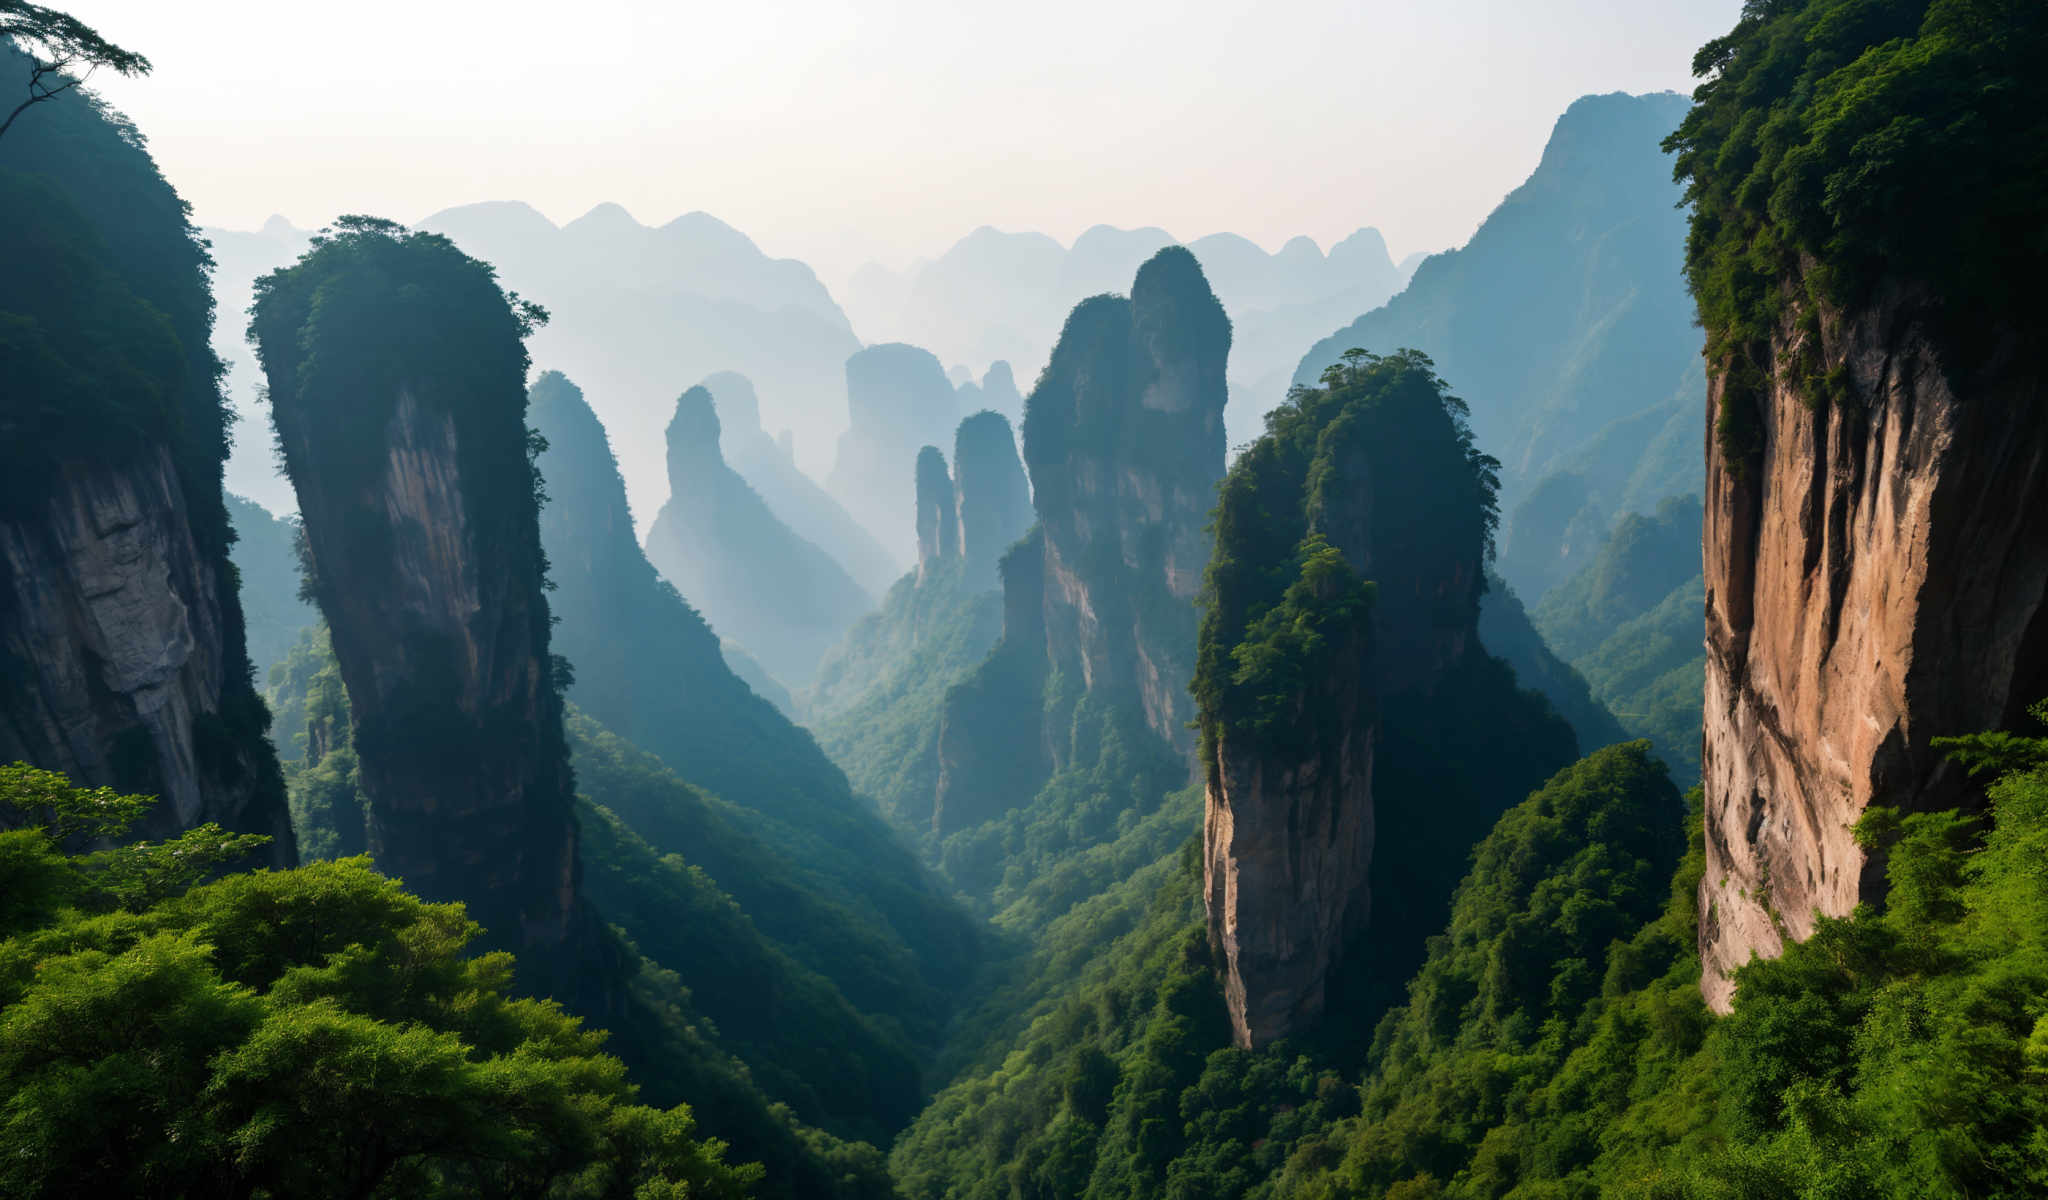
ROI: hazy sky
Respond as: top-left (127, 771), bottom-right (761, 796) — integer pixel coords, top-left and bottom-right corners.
top-left (71, 0), bottom-right (1737, 285)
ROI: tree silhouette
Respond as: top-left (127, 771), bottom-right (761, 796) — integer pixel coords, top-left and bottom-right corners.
top-left (0, 2), bottom-right (150, 142)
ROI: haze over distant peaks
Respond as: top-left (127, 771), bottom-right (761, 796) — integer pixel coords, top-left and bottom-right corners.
top-left (841, 222), bottom-right (1412, 448)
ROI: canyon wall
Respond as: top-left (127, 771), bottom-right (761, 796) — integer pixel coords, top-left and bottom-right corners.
top-left (931, 247), bottom-right (1228, 836)
top-left (252, 222), bottom-right (589, 961)
top-left (1698, 283), bottom-right (2048, 1009)
top-left (1199, 350), bottom-right (1576, 1048)
top-left (0, 66), bottom-right (292, 862)
top-left (0, 451), bottom-right (295, 861)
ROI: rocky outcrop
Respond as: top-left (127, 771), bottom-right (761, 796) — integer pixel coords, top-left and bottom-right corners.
top-left (951, 411), bottom-right (1032, 589)
top-left (0, 70), bottom-right (291, 864)
top-left (1203, 605), bottom-right (1375, 1048)
top-left (1699, 282), bottom-right (2048, 1010)
top-left (703, 371), bottom-right (904, 595)
top-left (253, 224), bottom-right (590, 965)
top-left (643, 386), bottom-right (872, 686)
top-left (829, 343), bottom-right (960, 556)
top-left (1024, 247), bottom-right (1229, 753)
top-left (1199, 349), bottom-right (1569, 1048)
top-left (915, 447), bottom-right (958, 577)
top-left (0, 450), bottom-right (295, 861)
top-left (932, 247), bottom-right (1228, 836)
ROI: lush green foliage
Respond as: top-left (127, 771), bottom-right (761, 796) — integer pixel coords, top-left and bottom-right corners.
top-left (1196, 349), bottom-right (1496, 757)
top-left (528, 370), bottom-right (979, 1020)
top-left (1532, 496), bottom-right (1704, 780)
top-left (225, 494), bottom-right (318, 681)
top-left (0, 765), bottom-right (759, 1199)
top-left (1270, 742), bottom-right (1697, 1198)
top-left (266, 624), bottom-right (367, 860)
top-left (809, 556), bottom-right (1003, 830)
top-left (0, 45), bottom-right (281, 827)
top-left (1668, 0), bottom-right (2048, 452)
top-left (1196, 349), bottom-right (1580, 1041)
top-left (267, 623), bottom-right (950, 1140)
top-left (0, 43), bottom-right (208, 518)
top-left (0, 3), bottom-right (151, 142)
top-left (936, 677), bottom-right (1189, 920)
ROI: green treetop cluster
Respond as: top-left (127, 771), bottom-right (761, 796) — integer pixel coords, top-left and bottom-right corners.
top-left (1667, 0), bottom-right (2047, 447)
top-left (0, 763), bottom-right (758, 1199)
top-left (1195, 349), bottom-right (1498, 760)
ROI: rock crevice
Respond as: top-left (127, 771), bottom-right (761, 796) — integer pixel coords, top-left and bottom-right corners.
top-left (1699, 280), bottom-right (2048, 1010)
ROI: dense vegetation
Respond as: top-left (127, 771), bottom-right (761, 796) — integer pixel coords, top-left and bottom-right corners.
top-left (1196, 349), bottom-right (1494, 752)
top-left (0, 44), bottom-right (226, 523)
top-left (225, 494), bottom-right (317, 680)
top-left (0, 764), bottom-right (757, 1198)
top-left (809, 555), bottom-right (1004, 829)
top-left (1532, 495), bottom-right (1704, 780)
top-left (527, 370), bottom-right (979, 1058)
top-left (1198, 349), bottom-right (1583, 1037)
top-left (1669, 0), bottom-right (2048, 402)
top-left (1295, 92), bottom-right (1702, 604)
top-left (269, 622), bottom-right (942, 1152)
top-left (901, 705), bottom-right (2048, 1200)
top-left (0, 48), bottom-right (281, 827)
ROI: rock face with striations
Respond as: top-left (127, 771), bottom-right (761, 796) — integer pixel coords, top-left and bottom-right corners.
top-left (932, 247), bottom-right (1229, 835)
top-left (0, 66), bottom-right (292, 863)
top-left (643, 386), bottom-right (872, 687)
top-left (1027, 247), bottom-right (1229, 750)
top-left (828, 343), bottom-right (960, 557)
top-left (915, 446), bottom-right (958, 578)
top-left (1198, 350), bottom-right (1511, 1048)
top-left (951, 410), bottom-right (1033, 588)
top-left (1698, 280), bottom-right (2048, 1010)
top-left (251, 221), bottom-right (589, 962)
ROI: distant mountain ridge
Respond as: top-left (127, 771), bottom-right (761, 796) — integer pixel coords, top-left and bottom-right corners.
top-left (1295, 91), bottom-right (1702, 601)
top-left (202, 202), bottom-right (863, 534)
top-left (844, 223), bottom-right (1419, 448)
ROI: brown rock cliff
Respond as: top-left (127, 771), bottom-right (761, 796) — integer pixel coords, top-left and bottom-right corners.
top-left (1700, 280), bottom-right (2048, 1009)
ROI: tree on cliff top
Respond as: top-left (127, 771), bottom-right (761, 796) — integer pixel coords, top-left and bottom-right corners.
top-left (0, 2), bottom-right (150, 141)
top-left (1668, 0), bottom-right (2047, 407)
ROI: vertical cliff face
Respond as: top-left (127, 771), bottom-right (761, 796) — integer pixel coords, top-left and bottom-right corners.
top-left (931, 247), bottom-right (1228, 837)
top-left (829, 343), bottom-right (961, 557)
top-left (0, 451), bottom-right (295, 860)
top-left (251, 220), bottom-right (586, 959)
top-left (951, 410), bottom-right (1032, 589)
top-left (1198, 350), bottom-right (1507, 1048)
top-left (1698, 287), bottom-right (2048, 1009)
top-left (1022, 246), bottom-right (1230, 754)
top-left (1668, 0), bottom-right (2048, 1011)
top-left (915, 446), bottom-right (958, 578)
top-left (0, 66), bottom-right (292, 862)
top-left (1198, 350), bottom-right (1578, 1049)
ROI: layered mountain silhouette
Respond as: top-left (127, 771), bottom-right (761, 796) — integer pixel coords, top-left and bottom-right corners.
top-left (1294, 91), bottom-right (1702, 601)
top-left (644, 385), bottom-right (872, 687)
top-left (844, 224), bottom-right (1417, 448)
top-left (700, 371), bottom-right (905, 596)
top-left (202, 203), bottom-right (862, 533)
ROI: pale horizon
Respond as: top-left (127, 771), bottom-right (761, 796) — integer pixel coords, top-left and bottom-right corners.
top-left (67, 0), bottom-right (1738, 289)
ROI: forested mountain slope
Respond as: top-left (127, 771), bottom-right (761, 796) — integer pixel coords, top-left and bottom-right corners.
top-left (1297, 91), bottom-right (1702, 602)
top-left (0, 49), bottom-right (293, 864)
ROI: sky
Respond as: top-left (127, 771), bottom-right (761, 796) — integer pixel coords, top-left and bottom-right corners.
top-left (68, 0), bottom-right (1738, 288)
